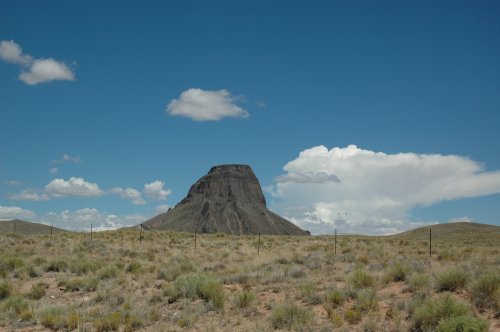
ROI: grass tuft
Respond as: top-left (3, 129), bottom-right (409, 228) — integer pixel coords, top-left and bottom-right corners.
top-left (271, 302), bottom-right (313, 329)
top-left (411, 294), bottom-right (470, 331)
top-left (435, 268), bottom-right (469, 292)
top-left (165, 273), bottom-right (224, 310)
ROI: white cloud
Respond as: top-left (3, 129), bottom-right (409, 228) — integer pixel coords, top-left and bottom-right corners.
top-left (271, 145), bottom-right (500, 235)
top-left (0, 40), bottom-right (32, 65)
top-left (51, 154), bottom-right (82, 164)
top-left (0, 205), bottom-right (36, 220)
top-left (49, 167), bottom-right (59, 175)
top-left (8, 189), bottom-right (50, 201)
top-left (144, 180), bottom-right (171, 201)
top-left (0, 40), bottom-right (75, 85)
top-left (5, 180), bottom-right (20, 186)
top-left (45, 177), bottom-right (103, 198)
top-left (42, 208), bottom-right (146, 231)
top-left (19, 58), bottom-right (75, 85)
top-left (448, 216), bottom-right (474, 223)
top-left (111, 187), bottom-right (146, 205)
top-left (42, 208), bottom-right (147, 231)
top-left (166, 88), bottom-right (249, 121)
top-left (155, 204), bottom-right (170, 214)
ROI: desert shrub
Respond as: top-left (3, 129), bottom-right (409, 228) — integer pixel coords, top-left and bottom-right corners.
top-left (411, 294), bottom-right (470, 331)
top-left (6, 257), bottom-right (24, 270)
top-left (126, 261), bottom-right (142, 274)
top-left (3, 296), bottom-right (32, 320)
top-left (28, 282), bottom-right (47, 300)
top-left (324, 288), bottom-right (345, 308)
top-left (46, 259), bottom-right (68, 272)
top-left (158, 256), bottom-right (196, 281)
top-left (387, 262), bottom-right (410, 282)
top-left (94, 311), bottom-right (121, 332)
top-left (435, 315), bottom-right (488, 332)
top-left (355, 288), bottom-right (378, 312)
top-left (471, 272), bottom-right (500, 310)
top-left (329, 313), bottom-right (344, 328)
top-left (124, 313), bottom-right (144, 331)
top-left (38, 306), bottom-right (66, 330)
top-left (26, 265), bottom-right (41, 278)
top-left (70, 260), bottom-right (101, 275)
top-left (58, 277), bottom-right (99, 292)
top-left (98, 265), bottom-right (119, 279)
top-left (288, 265), bottom-right (307, 279)
top-left (165, 273), bottom-right (224, 309)
top-left (0, 281), bottom-right (12, 299)
top-left (348, 269), bottom-right (375, 290)
top-left (361, 314), bottom-right (379, 332)
top-left (305, 252), bottom-right (322, 270)
top-left (234, 289), bottom-right (256, 308)
top-left (0, 262), bottom-right (8, 278)
top-left (344, 309), bottom-right (362, 324)
top-left (409, 273), bottom-right (431, 294)
top-left (435, 268), bottom-right (469, 292)
top-left (298, 282), bottom-right (322, 305)
top-left (271, 302), bottom-right (313, 329)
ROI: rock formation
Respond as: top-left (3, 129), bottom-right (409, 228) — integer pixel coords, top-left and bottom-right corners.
top-left (143, 164), bottom-right (308, 235)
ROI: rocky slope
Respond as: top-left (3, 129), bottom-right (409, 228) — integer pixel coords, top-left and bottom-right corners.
top-left (144, 165), bottom-right (308, 235)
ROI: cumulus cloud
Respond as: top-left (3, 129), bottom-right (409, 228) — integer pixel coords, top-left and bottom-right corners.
top-left (110, 187), bottom-right (146, 205)
top-left (8, 189), bottom-right (50, 201)
top-left (45, 177), bottom-right (103, 198)
top-left (19, 58), bottom-right (75, 85)
top-left (144, 180), bottom-right (171, 200)
top-left (51, 154), bottom-right (82, 164)
top-left (0, 40), bottom-right (75, 85)
top-left (166, 88), bottom-right (249, 121)
top-left (0, 40), bottom-right (32, 64)
top-left (0, 205), bottom-right (36, 220)
top-left (42, 208), bottom-right (146, 231)
top-left (271, 145), bottom-right (500, 235)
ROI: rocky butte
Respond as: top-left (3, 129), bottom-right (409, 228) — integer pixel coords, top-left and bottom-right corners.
top-left (144, 164), bottom-right (309, 235)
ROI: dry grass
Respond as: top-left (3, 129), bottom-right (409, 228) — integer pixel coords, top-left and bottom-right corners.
top-left (0, 225), bottom-right (498, 331)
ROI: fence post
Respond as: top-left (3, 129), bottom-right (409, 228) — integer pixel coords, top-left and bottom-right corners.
top-left (429, 228), bottom-right (432, 258)
top-left (140, 224), bottom-right (143, 244)
top-left (91, 224), bottom-right (93, 240)
top-left (194, 228), bottom-right (197, 251)
top-left (335, 228), bottom-right (337, 255)
top-left (50, 223), bottom-right (53, 240)
top-left (258, 233), bottom-right (261, 255)
top-left (13, 222), bottom-right (16, 234)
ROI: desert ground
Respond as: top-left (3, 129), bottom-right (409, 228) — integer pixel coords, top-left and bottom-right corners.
top-left (0, 222), bottom-right (499, 331)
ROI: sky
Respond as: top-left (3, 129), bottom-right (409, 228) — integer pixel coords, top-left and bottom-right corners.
top-left (1, 0), bottom-right (499, 234)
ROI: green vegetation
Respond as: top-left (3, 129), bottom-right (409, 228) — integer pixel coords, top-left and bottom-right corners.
top-left (165, 272), bottom-right (224, 309)
top-left (435, 315), bottom-right (489, 332)
top-left (234, 289), bottom-right (256, 308)
top-left (271, 302), bottom-right (313, 329)
top-left (435, 268), bottom-right (469, 292)
top-left (0, 222), bottom-right (498, 330)
top-left (471, 271), bottom-right (500, 310)
top-left (411, 295), bottom-right (470, 331)
top-left (348, 269), bottom-right (375, 289)
top-left (0, 281), bottom-right (12, 299)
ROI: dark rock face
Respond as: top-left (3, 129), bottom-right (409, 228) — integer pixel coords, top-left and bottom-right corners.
top-left (144, 164), bottom-right (308, 235)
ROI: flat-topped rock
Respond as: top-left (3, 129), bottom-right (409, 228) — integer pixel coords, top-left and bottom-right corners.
top-left (144, 164), bottom-right (308, 235)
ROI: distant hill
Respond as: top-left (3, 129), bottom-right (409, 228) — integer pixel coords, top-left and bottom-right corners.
top-left (389, 222), bottom-right (500, 242)
top-left (0, 219), bottom-right (67, 235)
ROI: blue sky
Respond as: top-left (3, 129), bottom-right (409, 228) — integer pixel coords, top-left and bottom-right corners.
top-left (1, 0), bottom-right (499, 234)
